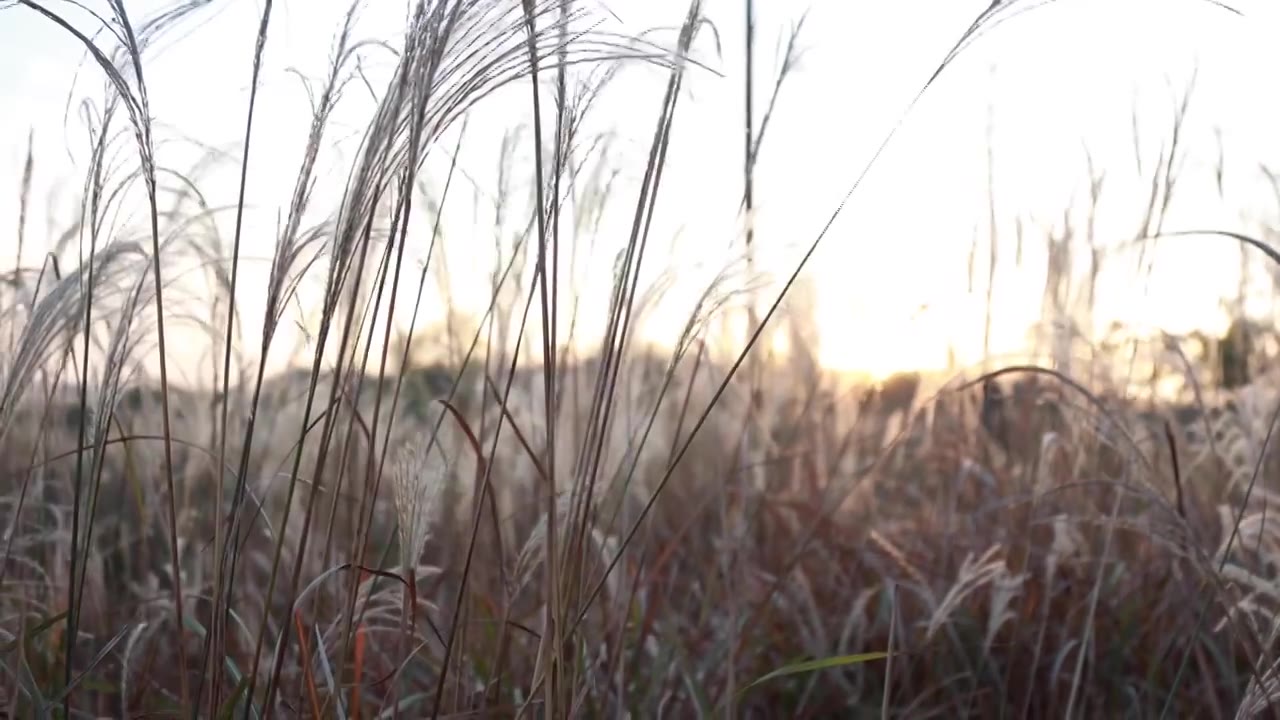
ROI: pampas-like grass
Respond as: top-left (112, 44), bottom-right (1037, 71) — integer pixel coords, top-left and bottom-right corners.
top-left (388, 431), bottom-right (449, 714)
top-left (10, 0), bottom-right (1280, 716)
top-left (392, 433), bottom-right (450, 582)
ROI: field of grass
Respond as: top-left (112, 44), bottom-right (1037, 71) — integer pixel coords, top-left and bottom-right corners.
top-left (5, 0), bottom-right (1280, 717)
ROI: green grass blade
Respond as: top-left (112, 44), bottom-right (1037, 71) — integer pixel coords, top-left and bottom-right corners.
top-left (739, 651), bottom-right (890, 697)
top-left (49, 623), bottom-right (134, 704)
top-left (0, 610), bottom-right (68, 654)
top-left (217, 676), bottom-right (251, 720)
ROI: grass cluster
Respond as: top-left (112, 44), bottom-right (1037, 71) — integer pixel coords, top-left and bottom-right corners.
top-left (3, 0), bottom-right (1280, 718)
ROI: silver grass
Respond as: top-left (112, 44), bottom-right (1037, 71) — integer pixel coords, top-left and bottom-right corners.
top-left (391, 434), bottom-right (450, 581)
top-left (0, 243), bottom-right (145, 443)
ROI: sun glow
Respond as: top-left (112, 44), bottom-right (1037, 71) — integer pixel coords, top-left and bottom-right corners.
top-left (2, 0), bottom-right (1279, 387)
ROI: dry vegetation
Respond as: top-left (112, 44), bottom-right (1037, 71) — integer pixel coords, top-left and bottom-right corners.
top-left (5, 0), bottom-right (1280, 718)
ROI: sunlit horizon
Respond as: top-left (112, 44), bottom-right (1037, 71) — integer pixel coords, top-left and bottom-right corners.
top-left (3, 0), bottom-right (1280, 388)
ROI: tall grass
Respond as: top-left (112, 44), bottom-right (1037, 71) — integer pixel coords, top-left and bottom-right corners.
top-left (4, 0), bottom-right (1280, 718)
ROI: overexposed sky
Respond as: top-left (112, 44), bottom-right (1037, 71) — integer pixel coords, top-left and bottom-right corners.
top-left (3, 0), bottom-right (1280, 383)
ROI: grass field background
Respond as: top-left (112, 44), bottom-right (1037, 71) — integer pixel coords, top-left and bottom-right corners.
top-left (6, 0), bottom-right (1280, 717)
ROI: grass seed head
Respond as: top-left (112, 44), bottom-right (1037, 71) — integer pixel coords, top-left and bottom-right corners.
top-left (392, 430), bottom-right (451, 580)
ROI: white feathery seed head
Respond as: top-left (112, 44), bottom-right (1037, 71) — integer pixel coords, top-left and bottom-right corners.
top-left (392, 430), bottom-right (451, 578)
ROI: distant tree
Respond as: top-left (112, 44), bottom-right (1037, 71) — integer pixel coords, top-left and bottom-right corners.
top-left (980, 378), bottom-right (1010, 453)
top-left (398, 362), bottom-right (472, 421)
top-left (979, 372), bottom-right (1067, 466)
top-left (858, 371), bottom-right (921, 450)
top-left (1219, 317), bottom-right (1253, 390)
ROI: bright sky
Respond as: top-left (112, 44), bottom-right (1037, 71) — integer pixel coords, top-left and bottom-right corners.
top-left (3, 0), bottom-right (1280, 385)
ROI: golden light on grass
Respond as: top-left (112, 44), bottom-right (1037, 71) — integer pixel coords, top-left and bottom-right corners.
top-left (7, 0), bottom-right (1280, 716)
